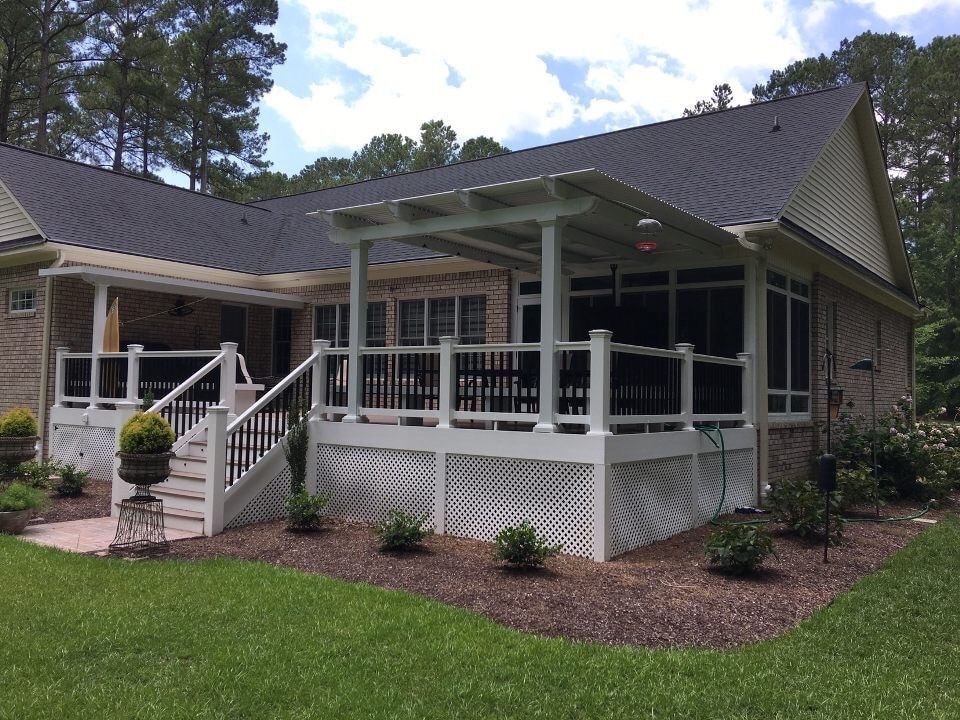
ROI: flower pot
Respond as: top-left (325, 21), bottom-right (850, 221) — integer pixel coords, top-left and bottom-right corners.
top-left (117, 451), bottom-right (174, 486)
top-left (0, 509), bottom-right (32, 535)
top-left (0, 436), bottom-right (38, 466)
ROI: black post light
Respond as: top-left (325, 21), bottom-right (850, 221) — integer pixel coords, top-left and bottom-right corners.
top-left (820, 348), bottom-right (840, 563)
top-left (850, 355), bottom-right (880, 517)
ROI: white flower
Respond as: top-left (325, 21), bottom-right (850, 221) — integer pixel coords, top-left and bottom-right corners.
top-left (889, 427), bottom-right (898, 435)
top-left (940, 407), bottom-right (948, 415)
top-left (918, 430), bottom-right (926, 438)
top-left (923, 444), bottom-right (930, 451)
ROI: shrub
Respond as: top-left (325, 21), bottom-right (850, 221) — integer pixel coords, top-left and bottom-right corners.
top-left (53, 464), bottom-right (89, 497)
top-left (286, 488), bottom-right (328, 531)
top-left (0, 482), bottom-right (47, 512)
top-left (375, 510), bottom-right (431, 550)
top-left (836, 466), bottom-right (879, 512)
top-left (493, 521), bottom-right (562, 567)
top-left (705, 523), bottom-right (775, 575)
top-left (0, 408), bottom-right (38, 437)
top-left (118, 412), bottom-right (175, 454)
top-left (19, 458), bottom-right (65, 490)
top-left (282, 404), bottom-right (309, 494)
top-left (767, 476), bottom-right (844, 544)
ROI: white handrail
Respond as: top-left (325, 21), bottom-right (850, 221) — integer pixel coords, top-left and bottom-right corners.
top-left (453, 342), bottom-right (540, 353)
top-left (555, 341), bottom-right (590, 351)
top-left (137, 349), bottom-right (220, 358)
top-left (227, 350), bottom-right (319, 435)
top-left (609, 343), bottom-right (684, 359)
top-left (359, 345), bottom-right (440, 355)
top-left (692, 353), bottom-right (747, 367)
top-left (148, 352), bottom-right (224, 414)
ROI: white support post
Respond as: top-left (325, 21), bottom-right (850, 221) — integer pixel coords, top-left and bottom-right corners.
top-left (438, 336), bottom-right (458, 429)
top-left (88, 283), bottom-right (108, 408)
top-left (435, 451), bottom-right (447, 534)
top-left (592, 463), bottom-right (610, 561)
top-left (219, 342), bottom-right (238, 414)
top-left (535, 218), bottom-right (564, 433)
top-left (204, 406), bottom-right (228, 536)
top-left (53, 346), bottom-right (69, 408)
top-left (126, 344), bottom-right (143, 406)
top-left (343, 240), bottom-right (369, 424)
top-left (737, 352), bottom-right (754, 428)
top-left (676, 343), bottom-right (695, 430)
top-left (111, 401), bottom-right (138, 518)
top-left (311, 339), bottom-right (330, 419)
top-left (587, 330), bottom-right (613, 436)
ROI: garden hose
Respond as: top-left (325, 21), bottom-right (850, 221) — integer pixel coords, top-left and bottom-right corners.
top-left (841, 503), bottom-right (932, 523)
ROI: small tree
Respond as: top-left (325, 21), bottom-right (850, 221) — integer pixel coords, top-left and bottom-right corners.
top-left (282, 403), bottom-right (309, 494)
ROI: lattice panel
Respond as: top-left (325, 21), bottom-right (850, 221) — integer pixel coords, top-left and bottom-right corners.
top-left (445, 454), bottom-right (594, 558)
top-left (50, 424), bottom-right (115, 481)
top-left (696, 448), bottom-right (757, 523)
top-left (608, 455), bottom-right (694, 557)
top-left (226, 466), bottom-right (291, 529)
top-left (317, 445), bottom-right (435, 525)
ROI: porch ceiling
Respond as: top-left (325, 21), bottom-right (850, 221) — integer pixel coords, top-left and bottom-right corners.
top-left (310, 169), bottom-right (739, 271)
top-left (39, 266), bottom-right (305, 309)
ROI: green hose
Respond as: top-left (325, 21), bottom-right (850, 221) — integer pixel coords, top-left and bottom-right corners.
top-left (694, 424), bottom-right (930, 527)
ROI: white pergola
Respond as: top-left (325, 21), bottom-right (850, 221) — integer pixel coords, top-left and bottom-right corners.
top-left (310, 168), bottom-right (739, 433)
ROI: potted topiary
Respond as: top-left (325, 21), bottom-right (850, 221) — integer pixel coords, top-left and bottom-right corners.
top-left (0, 482), bottom-right (47, 534)
top-left (116, 412), bottom-right (176, 486)
top-left (0, 407), bottom-right (39, 466)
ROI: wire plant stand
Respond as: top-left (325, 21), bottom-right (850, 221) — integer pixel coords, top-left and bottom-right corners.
top-left (110, 485), bottom-right (169, 555)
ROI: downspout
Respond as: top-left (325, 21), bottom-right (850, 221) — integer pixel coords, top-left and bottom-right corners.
top-left (36, 250), bottom-right (63, 458)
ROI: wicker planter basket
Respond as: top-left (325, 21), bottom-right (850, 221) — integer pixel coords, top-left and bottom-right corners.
top-left (0, 436), bottom-right (38, 466)
top-left (0, 509), bottom-right (32, 535)
top-left (117, 451), bottom-right (174, 486)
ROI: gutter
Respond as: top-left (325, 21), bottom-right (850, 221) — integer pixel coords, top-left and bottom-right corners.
top-left (36, 250), bottom-right (64, 457)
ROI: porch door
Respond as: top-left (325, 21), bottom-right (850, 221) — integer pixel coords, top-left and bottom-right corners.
top-left (220, 304), bottom-right (247, 355)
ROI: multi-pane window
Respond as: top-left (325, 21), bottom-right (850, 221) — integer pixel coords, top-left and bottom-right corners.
top-left (314, 302), bottom-right (385, 347)
top-left (767, 270), bottom-right (810, 415)
top-left (9, 288), bottom-right (35, 313)
top-left (271, 308), bottom-right (292, 376)
top-left (399, 296), bottom-right (487, 345)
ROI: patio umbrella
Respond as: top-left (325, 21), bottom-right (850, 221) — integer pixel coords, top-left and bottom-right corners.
top-left (103, 298), bottom-right (120, 352)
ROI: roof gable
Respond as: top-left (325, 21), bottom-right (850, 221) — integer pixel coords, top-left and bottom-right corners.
top-left (0, 177), bottom-right (43, 247)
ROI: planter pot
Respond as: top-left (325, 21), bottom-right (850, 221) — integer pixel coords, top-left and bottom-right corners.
top-left (117, 451), bottom-right (174, 486)
top-left (0, 436), bottom-right (38, 466)
top-left (0, 509), bottom-right (32, 535)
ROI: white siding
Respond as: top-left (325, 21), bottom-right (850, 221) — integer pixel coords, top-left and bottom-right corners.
top-left (782, 115), bottom-right (894, 283)
top-left (0, 180), bottom-right (40, 244)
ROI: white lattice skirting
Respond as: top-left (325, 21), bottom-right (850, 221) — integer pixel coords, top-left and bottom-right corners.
top-left (50, 424), bottom-right (115, 481)
top-left (226, 466), bottom-right (291, 529)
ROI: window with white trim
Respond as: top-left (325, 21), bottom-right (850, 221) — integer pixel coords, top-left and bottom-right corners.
top-left (398, 295), bottom-right (487, 345)
top-left (767, 270), bottom-right (810, 415)
top-left (313, 302), bottom-right (385, 347)
top-left (9, 288), bottom-right (36, 313)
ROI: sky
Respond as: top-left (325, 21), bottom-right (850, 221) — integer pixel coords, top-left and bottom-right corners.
top-left (258, 0), bottom-right (960, 175)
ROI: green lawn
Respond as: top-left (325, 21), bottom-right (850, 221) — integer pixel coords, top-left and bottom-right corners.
top-left (2, 521), bottom-right (959, 720)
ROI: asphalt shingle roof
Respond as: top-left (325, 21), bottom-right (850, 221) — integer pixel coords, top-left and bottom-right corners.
top-left (0, 84), bottom-right (866, 275)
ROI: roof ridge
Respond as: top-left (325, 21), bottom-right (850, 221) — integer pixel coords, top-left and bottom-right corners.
top-left (0, 141), bottom-right (273, 213)
top-left (255, 83), bottom-right (866, 205)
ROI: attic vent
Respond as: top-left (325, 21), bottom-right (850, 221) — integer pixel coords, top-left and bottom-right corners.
top-left (771, 115), bottom-right (781, 133)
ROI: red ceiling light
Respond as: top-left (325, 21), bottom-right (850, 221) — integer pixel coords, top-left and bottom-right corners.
top-left (635, 240), bottom-right (657, 253)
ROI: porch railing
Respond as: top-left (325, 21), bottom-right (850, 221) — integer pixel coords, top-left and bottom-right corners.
top-left (319, 332), bottom-right (753, 433)
top-left (54, 344), bottom-right (252, 408)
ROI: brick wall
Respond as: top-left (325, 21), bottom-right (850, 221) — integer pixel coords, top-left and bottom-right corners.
top-left (283, 268), bottom-right (512, 363)
top-left (767, 272), bottom-right (914, 481)
top-left (0, 262), bottom-right (48, 416)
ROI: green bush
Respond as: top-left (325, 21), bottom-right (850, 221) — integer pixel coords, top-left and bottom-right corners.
top-left (118, 412), bottom-right (175, 454)
top-left (0, 482), bottom-right (47, 512)
top-left (375, 510), bottom-right (432, 551)
top-left (767, 476), bottom-right (844, 544)
top-left (19, 458), bottom-right (65, 490)
top-left (837, 466), bottom-right (880, 512)
top-left (493, 521), bottom-right (562, 567)
top-left (53, 464), bottom-right (89, 498)
top-left (0, 408), bottom-right (38, 437)
top-left (705, 523), bottom-right (775, 575)
top-left (282, 404), bottom-right (309, 494)
top-left (286, 489), bottom-right (328, 531)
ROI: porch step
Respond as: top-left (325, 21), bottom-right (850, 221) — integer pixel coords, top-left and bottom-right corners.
top-left (151, 485), bottom-right (205, 501)
top-left (168, 468), bottom-right (205, 481)
top-left (113, 501), bottom-right (205, 534)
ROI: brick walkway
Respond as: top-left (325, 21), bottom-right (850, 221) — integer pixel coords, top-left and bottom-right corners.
top-left (20, 517), bottom-right (199, 554)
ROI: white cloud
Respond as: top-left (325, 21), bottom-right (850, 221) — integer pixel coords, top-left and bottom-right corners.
top-left (266, 0), bottom-right (814, 155)
top-left (850, 0), bottom-right (960, 20)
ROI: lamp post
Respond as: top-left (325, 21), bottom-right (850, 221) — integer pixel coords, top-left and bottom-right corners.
top-left (819, 349), bottom-right (841, 563)
top-left (850, 355), bottom-right (879, 517)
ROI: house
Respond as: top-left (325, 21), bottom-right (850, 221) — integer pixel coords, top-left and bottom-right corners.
top-left (0, 83), bottom-right (918, 559)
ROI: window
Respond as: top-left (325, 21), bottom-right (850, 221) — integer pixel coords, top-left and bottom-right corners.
top-left (9, 288), bottom-right (36, 313)
top-left (314, 302), bottom-right (385, 347)
top-left (676, 286), bottom-right (744, 358)
top-left (767, 270), bottom-right (810, 415)
top-left (271, 308), bottom-right (292, 376)
top-left (399, 296), bottom-right (487, 345)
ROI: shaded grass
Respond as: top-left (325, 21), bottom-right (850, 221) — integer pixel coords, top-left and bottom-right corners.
top-left (2, 519), bottom-right (960, 719)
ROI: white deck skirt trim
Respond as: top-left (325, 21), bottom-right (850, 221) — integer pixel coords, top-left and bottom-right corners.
top-left (39, 265), bottom-right (305, 308)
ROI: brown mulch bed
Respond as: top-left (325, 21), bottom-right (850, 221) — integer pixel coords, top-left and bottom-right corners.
top-left (167, 496), bottom-right (955, 650)
top-left (34, 480), bottom-right (112, 524)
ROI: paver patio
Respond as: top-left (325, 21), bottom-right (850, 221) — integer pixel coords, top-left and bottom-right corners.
top-left (19, 516), bottom-right (199, 553)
